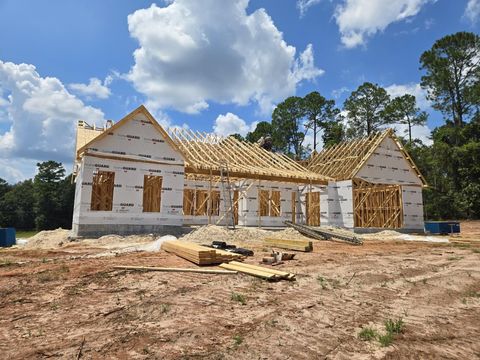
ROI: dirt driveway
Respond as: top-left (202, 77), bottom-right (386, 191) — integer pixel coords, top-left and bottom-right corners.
top-left (0, 223), bottom-right (479, 359)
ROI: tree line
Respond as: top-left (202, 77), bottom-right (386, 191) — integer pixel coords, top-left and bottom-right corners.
top-left (235, 31), bottom-right (480, 220)
top-left (0, 31), bottom-right (478, 230)
top-left (0, 161), bottom-right (75, 230)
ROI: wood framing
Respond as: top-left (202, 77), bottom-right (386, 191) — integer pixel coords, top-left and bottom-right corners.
top-left (307, 129), bottom-right (427, 186)
top-left (306, 192), bottom-right (320, 226)
top-left (90, 171), bottom-right (115, 211)
top-left (259, 190), bottom-right (269, 216)
top-left (169, 128), bottom-right (330, 185)
top-left (142, 175), bottom-right (162, 212)
top-left (353, 179), bottom-right (403, 228)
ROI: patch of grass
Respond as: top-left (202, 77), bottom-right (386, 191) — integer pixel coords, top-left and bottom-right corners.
top-left (231, 292), bottom-right (246, 305)
top-left (267, 319), bottom-right (279, 327)
top-left (160, 304), bottom-right (170, 313)
top-left (452, 243), bottom-right (471, 249)
top-left (330, 279), bottom-right (341, 289)
top-left (0, 259), bottom-right (13, 267)
top-left (358, 327), bottom-right (378, 341)
top-left (472, 248), bottom-right (480, 254)
top-left (37, 271), bottom-right (58, 283)
top-left (447, 256), bottom-right (464, 261)
top-left (378, 332), bottom-right (394, 347)
top-left (316, 276), bottom-right (328, 290)
top-left (15, 230), bottom-right (38, 239)
top-left (466, 290), bottom-right (480, 298)
top-left (385, 318), bottom-right (405, 334)
top-left (233, 335), bottom-right (243, 346)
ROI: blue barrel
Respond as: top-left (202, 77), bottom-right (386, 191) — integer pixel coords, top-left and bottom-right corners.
top-left (0, 228), bottom-right (16, 247)
top-left (424, 221), bottom-right (460, 235)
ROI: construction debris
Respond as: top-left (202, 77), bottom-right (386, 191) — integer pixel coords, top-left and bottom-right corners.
top-left (161, 240), bottom-right (244, 265)
top-left (203, 241), bottom-right (254, 256)
top-left (263, 237), bottom-right (313, 252)
top-left (262, 251), bottom-right (295, 265)
top-left (113, 266), bottom-right (237, 274)
top-left (219, 261), bottom-right (295, 281)
top-left (285, 221), bottom-right (363, 245)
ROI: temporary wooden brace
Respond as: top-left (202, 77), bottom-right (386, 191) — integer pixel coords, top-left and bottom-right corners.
top-left (215, 180), bottom-right (255, 226)
top-left (352, 179), bottom-right (403, 228)
top-left (91, 170), bottom-right (115, 211)
top-left (113, 266), bottom-right (237, 274)
top-left (143, 175), bottom-right (162, 212)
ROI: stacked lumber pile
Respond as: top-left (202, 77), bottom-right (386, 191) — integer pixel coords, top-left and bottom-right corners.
top-left (161, 240), bottom-right (243, 265)
top-left (220, 261), bottom-right (295, 281)
top-left (263, 238), bottom-right (313, 252)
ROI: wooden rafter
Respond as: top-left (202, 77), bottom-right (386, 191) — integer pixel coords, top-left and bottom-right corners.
top-left (170, 128), bottom-right (331, 184)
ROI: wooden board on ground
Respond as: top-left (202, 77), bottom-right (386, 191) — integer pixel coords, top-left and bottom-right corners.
top-left (263, 238), bottom-right (313, 252)
top-left (219, 261), bottom-right (295, 281)
top-left (161, 240), bottom-right (244, 265)
top-left (113, 266), bottom-right (237, 274)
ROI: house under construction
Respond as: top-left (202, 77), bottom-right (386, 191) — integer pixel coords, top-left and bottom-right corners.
top-left (72, 105), bottom-right (426, 237)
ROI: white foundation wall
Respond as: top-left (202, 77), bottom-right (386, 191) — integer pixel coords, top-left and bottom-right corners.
top-left (402, 185), bottom-right (424, 230)
top-left (357, 137), bottom-right (422, 186)
top-left (72, 155), bottom-right (184, 229)
top-left (83, 113), bottom-right (183, 166)
top-left (319, 180), bottom-right (354, 228)
top-left (237, 181), bottom-right (298, 227)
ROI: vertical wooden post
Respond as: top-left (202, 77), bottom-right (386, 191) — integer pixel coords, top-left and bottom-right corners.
top-left (258, 179), bottom-right (261, 228)
top-left (208, 170), bottom-right (212, 225)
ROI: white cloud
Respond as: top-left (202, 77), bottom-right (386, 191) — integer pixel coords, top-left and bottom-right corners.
top-left (334, 0), bottom-right (435, 48)
top-left (0, 60), bottom-right (105, 182)
top-left (464, 0), bottom-right (480, 24)
top-left (127, 0), bottom-right (324, 115)
top-left (384, 82), bottom-right (430, 110)
top-left (297, 0), bottom-right (323, 17)
top-left (213, 112), bottom-right (256, 137)
top-left (69, 77), bottom-right (111, 100)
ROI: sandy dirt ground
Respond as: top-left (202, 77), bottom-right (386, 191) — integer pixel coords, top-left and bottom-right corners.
top-left (1, 222), bottom-right (479, 359)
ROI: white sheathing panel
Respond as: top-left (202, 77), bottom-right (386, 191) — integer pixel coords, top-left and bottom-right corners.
top-left (237, 181), bottom-right (298, 227)
top-left (72, 155), bottom-right (184, 227)
top-left (319, 180), bottom-right (354, 228)
top-left (357, 137), bottom-right (422, 186)
top-left (85, 112), bottom-right (183, 165)
top-left (402, 185), bottom-right (424, 230)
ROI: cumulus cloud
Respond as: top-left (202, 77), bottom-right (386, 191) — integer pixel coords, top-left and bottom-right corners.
top-left (213, 112), bottom-right (256, 137)
top-left (127, 0), bottom-right (324, 115)
top-left (464, 0), bottom-right (480, 24)
top-left (334, 0), bottom-right (435, 48)
top-left (384, 82), bottom-right (430, 110)
top-left (297, 0), bottom-right (323, 17)
top-left (69, 77), bottom-right (111, 100)
top-left (0, 60), bottom-right (105, 182)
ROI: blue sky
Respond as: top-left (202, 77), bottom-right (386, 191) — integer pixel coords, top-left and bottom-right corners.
top-left (0, 0), bottom-right (478, 183)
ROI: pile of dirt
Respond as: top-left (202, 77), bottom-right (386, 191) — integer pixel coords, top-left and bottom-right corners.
top-left (179, 225), bottom-right (309, 244)
top-left (23, 229), bottom-right (71, 249)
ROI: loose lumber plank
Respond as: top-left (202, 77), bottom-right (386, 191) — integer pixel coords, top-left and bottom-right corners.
top-left (263, 238), bottom-right (313, 252)
top-left (220, 261), bottom-right (295, 281)
top-left (113, 266), bottom-right (237, 274)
